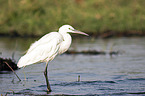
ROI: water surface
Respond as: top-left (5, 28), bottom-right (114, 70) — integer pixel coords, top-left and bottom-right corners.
top-left (0, 37), bottom-right (145, 95)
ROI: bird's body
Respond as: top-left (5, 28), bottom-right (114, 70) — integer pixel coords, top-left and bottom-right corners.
top-left (17, 25), bottom-right (88, 92)
top-left (18, 32), bottom-right (65, 67)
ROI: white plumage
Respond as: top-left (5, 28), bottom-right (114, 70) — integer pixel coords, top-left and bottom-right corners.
top-left (17, 32), bottom-right (63, 67)
top-left (17, 25), bottom-right (88, 92)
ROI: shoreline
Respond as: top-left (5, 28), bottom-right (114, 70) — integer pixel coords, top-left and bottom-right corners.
top-left (0, 30), bottom-right (145, 38)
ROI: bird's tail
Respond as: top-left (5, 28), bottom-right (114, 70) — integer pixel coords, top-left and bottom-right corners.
top-left (17, 55), bottom-right (36, 68)
top-left (17, 56), bottom-right (27, 68)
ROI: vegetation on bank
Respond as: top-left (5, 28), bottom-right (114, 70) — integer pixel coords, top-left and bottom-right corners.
top-left (0, 0), bottom-right (145, 37)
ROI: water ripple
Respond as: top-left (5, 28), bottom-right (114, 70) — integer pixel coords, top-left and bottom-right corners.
top-left (127, 78), bottom-right (145, 81)
top-left (52, 80), bottom-right (116, 86)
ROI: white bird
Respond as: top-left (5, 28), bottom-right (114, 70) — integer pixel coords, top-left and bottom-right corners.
top-left (17, 25), bottom-right (88, 92)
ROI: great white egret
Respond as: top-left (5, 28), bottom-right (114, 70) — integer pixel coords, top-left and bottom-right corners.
top-left (17, 25), bottom-right (88, 92)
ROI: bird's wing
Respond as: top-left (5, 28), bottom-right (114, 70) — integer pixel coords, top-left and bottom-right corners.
top-left (17, 32), bottom-right (64, 68)
top-left (27, 32), bottom-right (63, 54)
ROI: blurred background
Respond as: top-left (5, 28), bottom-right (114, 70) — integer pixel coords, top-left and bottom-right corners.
top-left (0, 0), bottom-right (145, 37)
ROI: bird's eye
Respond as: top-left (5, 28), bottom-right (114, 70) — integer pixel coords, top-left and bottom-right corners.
top-left (69, 28), bottom-right (72, 30)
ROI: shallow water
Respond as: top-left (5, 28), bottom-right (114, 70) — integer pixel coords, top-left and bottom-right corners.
top-left (0, 37), bottom-right (145, 95)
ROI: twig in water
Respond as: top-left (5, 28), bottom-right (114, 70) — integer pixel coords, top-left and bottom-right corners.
top-left (4, 62), bottom-right (21, 81)
top-left (12, 40), bottom-right (17, 61)
top-left (12, 51), bottom-right (15, 61)
top-left (78, 75), bottom-right (80, 82)
top-left (23, 67), bottom-right (27, 80)
top-left (9, 89), bottom-right (15, 94)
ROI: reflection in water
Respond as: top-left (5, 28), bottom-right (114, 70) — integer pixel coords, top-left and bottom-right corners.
top-left (0, 37), bottom-right (37, 61)
top-left (0, 37), bottom-right (145, 95)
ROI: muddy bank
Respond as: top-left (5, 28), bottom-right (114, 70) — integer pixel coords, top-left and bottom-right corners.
top-left (88, 30), bottom-right (145, 38)
top-left (65, 50), bottom-right (119, 55)
top-left (0, 57), bottom-right (18, 71)
top-left (0, 30), bottom-right (145, 38)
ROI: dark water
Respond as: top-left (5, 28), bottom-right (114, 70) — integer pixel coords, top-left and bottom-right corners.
top-left (0, 37), bottom-right (145, 95)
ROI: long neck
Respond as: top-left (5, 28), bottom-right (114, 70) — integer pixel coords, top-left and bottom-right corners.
top-left (59, 33), bottom-right (72, 54)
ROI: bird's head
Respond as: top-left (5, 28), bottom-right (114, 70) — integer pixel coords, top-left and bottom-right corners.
top-left (58, 25), bottom-right (89, 36)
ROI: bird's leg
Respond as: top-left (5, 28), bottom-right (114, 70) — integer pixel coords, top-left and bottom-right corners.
top-left (44, 61), bottom-right (52, 92)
